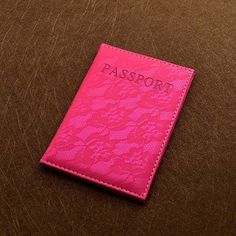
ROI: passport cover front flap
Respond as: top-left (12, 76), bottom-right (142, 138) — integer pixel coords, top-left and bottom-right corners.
top-left (40, 43), bottom-right (195, 201)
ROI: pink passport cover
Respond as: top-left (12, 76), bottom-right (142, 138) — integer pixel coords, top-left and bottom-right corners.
top-left (40, 43), bottom-right (195, 201)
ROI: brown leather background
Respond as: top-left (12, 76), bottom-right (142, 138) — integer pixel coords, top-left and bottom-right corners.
top-left (0, 0), bottom-right (235, 235)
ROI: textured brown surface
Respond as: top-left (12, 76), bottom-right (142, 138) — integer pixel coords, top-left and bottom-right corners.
top-left (0, 0), bottom-right (235, 235)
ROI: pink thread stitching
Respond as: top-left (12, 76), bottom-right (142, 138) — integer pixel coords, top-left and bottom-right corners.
top-left (102, 43), bottom-right (194, 73)
top-left (42, 160), bottom-right (143, 198)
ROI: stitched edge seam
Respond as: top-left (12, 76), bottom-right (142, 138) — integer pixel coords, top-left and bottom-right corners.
top-left (143, 78), bottom-right (190, 196)
top-left (42, 45), bottom-right (193, 198)
top-left (42, 160), bottom-right (143, 199)
top-left (102, 43), bottom-right (194, 72)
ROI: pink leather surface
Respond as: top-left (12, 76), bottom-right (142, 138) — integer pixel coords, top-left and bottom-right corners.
top-left (40, 43), bottom-right (195, 201)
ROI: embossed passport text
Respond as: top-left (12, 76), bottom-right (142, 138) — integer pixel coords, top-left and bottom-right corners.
top-left (40, 43), bottom-right (195, 201)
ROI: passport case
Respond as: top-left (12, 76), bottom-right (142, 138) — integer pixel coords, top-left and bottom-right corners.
top-left (40, 43), bottom-right (195, 201)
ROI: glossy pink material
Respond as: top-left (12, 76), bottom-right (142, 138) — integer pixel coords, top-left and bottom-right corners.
top-left (40, 43), bottom-right (195, 201)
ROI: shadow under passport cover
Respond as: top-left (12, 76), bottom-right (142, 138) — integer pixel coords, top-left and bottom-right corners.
top-left (40, 43), bottom-right (195, 201)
